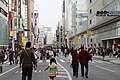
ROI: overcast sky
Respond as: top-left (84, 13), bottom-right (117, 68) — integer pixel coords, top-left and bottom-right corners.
top-left (35, 0), bottom-right (63, 33)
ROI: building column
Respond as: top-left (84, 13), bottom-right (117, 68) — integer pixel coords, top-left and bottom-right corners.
top-left (107, 40), bottom-right (109, 48)
top-left (113, 39), bottom-right (116, 45)
top-left (28, 0), bottom-right (31, 41)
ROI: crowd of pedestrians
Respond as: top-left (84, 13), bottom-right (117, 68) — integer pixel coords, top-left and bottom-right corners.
top-left (0, 42), bottom-right (120, 80)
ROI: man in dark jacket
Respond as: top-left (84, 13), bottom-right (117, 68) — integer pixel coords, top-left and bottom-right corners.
top-left (79, 46), bottom-right (92, 78)
top-left (20, 42), bottom-right (36, 80)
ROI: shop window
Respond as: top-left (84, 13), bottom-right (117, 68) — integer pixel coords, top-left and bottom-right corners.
top-left (90, 0), bottom-right (92, 3)
top-left (91, 39), bottom-right (92, 42)
top-left (90, 9), bottom-right (92, 14)
top-left (61, 38), bottom-right (62, 42)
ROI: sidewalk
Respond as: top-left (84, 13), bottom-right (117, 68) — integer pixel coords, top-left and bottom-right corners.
top-left (93, 55), bottom-right (120, 65)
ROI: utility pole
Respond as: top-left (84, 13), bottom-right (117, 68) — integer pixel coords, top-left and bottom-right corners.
top-left (27, 0), bottom-right (31, 41)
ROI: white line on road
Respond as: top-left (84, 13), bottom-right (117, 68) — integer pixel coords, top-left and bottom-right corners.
top-left (39, 70), bottom-right (41, 72)
top-left (60, 59), bottom-right (65, 63)
top-left (101, 61), bottom-right (112, 64)
top-left (57, 60), bottom-right (72, 80)
top-left (94, 60), bottom-right (102, 63)
top-left (95, 65), bottom-right (116, 73)
top-left (0, 65), bottom-right (19, 77)
top-left (20, 71), bottom-right (22, 73)
top-left (56, 75), bottom-right (68, 78)
top-left (39, 60), bottom-right (42, 63)
top-left (46, 60), bottom-right (50, 62)
top-left (15, 71), bottom-right (19, 73)
top-left (58, 72), bottom-right (67, 74)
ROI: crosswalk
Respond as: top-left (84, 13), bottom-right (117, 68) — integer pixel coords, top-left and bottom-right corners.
top-left (13, 60), bottom-right (70, 80)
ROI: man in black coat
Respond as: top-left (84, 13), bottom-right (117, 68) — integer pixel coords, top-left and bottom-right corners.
top-left (20, 42), bottom-right (36, 80)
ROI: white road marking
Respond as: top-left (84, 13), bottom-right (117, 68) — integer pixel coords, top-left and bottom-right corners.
top-left (58, 67), bottom-right (63, 69)
top-left (60, 59), bottom-right (65, 63)
top-left (101, 61), bottom-right (112, 64)
top-left (46, 60), bottom-right (50, 62)
top-left (2, 64), bottom-right (9, 67)
top-left (58, 72), bottom-right (67, 74)
top-left (57, 60), bottom-right (72, 80)
top-left (39, 70), bottom-right (41, 72)
top-left (56, 75), bottom-right (68, 78)
top-left (0, 65), bottom-right (19, 77)
top-left (94, 60), bottom-right (102, 63)
top-left (93, 60), bottom-right (111, 64)
top-left (20, 71), bottom-right (22, 73)
top-left (34, 70), bottom-right (37, 72)
top-left (15, 71), bottom-right (19, 73)
top-left (58, 69), bottom-right (65, 72)
top-left (39, 60), bottom-right (43, 63)
top-left (4, 61), bottom-right (9, 64)
top-left (90, 61), bottom-right (96, 63)
top-left (95, 65), bottom-right (116, 73)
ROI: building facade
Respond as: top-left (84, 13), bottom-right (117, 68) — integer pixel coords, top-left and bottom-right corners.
top-left (65, 0), bottom-right (87, 48)
top-left (87, 0), bottom-right (120, 48)
top-left (0, 0), bottom-right (8, 47)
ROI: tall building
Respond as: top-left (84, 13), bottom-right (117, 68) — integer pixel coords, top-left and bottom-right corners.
top-left (65, 0), bottom-right (87, 48)
top-left (0, 0), bottom-right (8, 47)
top-left (87, 0), bottom-right (120, 48)
top-left (46, 32), bottom-right (54, 45)
top-left (39, 27), bottom-right (52, 47)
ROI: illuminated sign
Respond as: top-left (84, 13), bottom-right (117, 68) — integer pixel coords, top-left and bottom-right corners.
top-left (96, 10), bottom-right (120, 16)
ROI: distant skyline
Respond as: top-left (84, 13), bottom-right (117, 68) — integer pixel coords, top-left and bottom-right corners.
top-left (35, 0), bottom-right (63, 33)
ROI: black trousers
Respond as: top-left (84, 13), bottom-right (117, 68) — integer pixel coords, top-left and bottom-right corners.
top-left (72, 62), bottom-right (79, 76)
top-left (80, 63), bottom-right (88, 76)
top-left (22, 66), bottom-right (33, 80)
top-left (9, 57), bottom-right (14, 65)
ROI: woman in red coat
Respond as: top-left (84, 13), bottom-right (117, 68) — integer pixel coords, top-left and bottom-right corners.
top-left (71, 48), bottom-right (79, 77)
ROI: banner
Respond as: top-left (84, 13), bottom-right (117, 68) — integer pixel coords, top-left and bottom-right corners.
top-left (75, 36), bottom-right (78, 43)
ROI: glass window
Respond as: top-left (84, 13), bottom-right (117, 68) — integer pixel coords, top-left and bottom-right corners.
top-left (90, 9), bottom-right (92, 14)
top-left (0, 17), bottom-right (8, 45)
top-left (90, 0), bottom-right (92, 3)
top-left (90, 19), bottom-right (92, 24)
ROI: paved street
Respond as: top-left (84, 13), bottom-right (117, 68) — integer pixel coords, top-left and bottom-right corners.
top-left (0, 56), bottom-right (120, 80)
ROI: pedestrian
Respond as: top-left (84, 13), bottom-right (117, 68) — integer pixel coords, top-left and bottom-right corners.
top-left (79, 46), bottom-right (92, 78)
top-left (71, 48), bottom-right (79, 77)
top-left (44, 57), bottom-right (58, 80)
top-left (19, 42), bottom-right (36, 80)
top-left (33, 48), bottom-right (39, 68)
top-left (0, 50), bottom-right (3, 73)
top-left (9, 48), bottom-right (15, 65)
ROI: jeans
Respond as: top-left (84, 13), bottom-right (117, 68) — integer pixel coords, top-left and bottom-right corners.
top-left (80, 63), bottom-right (88, 77)
top-left (72, 62), bottom-right (79, 76)
top-left (22, 66), bottom-right (33, 80)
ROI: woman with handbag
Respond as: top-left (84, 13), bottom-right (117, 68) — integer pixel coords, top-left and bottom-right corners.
top-left (44, 57), bottom-right (58, 80)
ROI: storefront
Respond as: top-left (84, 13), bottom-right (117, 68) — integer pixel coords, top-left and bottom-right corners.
top-left (92, 21), bottom-right (120, 48)
top-left (0, 17), bottom-right (8, 46)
